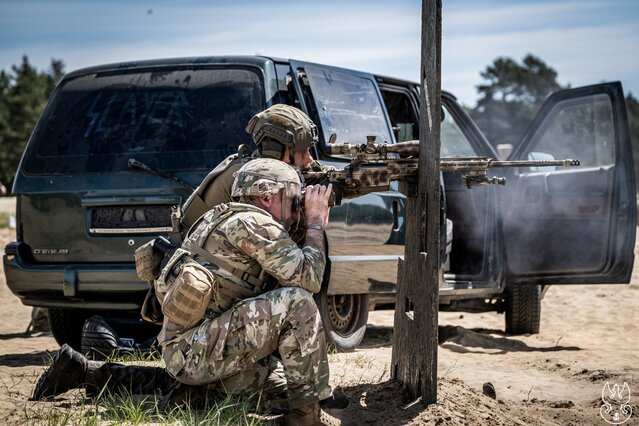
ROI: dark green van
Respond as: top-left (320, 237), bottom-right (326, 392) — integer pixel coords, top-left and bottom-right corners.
top-left (4, 56), bottom-right (636, 351)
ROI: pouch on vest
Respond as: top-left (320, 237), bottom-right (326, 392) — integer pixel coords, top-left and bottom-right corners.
top-left (135, 236), bottom-right (175, 281)
top-left (135, 240), bottom-right (163, 281)
top-left (162, 261), bottom-right (218, 329)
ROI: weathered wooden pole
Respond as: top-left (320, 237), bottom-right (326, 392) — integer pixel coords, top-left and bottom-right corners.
top-left (390, 0), bottom-right (442, 405)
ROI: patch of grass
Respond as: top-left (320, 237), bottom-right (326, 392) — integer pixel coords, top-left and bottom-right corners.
top-left (353, 353), bottom-right (374, 369)
top-left (22, 351), bottom-right (268, 425)
top-left (102, 349), bottom-right (164, 364)
top-left (21, 387), bottom-right (266, 425)
top-left (20, 391), bottom-right (101, 426)
top-left (327, 343), bottom-right (339, 358)
top-left (95, 387), bottom-right (265, 425)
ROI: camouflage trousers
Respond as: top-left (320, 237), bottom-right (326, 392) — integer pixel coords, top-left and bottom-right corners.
top-left (163, 286), bottom-right (331, 409)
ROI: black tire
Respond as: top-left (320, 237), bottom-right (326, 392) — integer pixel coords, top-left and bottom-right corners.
top-left (48, 308), bottom-right (91, 350)
top-left (317, 290), bottom-right (369, 352)
top-left (505, 284), bottom-right (541, 335)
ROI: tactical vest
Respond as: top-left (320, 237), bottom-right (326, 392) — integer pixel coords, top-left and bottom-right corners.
top-left (156, 202), bottom-right (274, 320)
top-left (180, 145), bottom-right (253, 231)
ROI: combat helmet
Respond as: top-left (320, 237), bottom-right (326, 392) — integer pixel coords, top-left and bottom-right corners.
top-left (245, 104), bottom-right (319, 156)
top-left (231, 158), bottom-right (303, 199)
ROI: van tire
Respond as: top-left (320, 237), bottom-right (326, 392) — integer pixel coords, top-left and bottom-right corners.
top-left (48, 308), bottom-right (89, 350)
top-left (505, 284), bottom-right (541, 335)
top-left (317, 290), bottom-right (369, 352)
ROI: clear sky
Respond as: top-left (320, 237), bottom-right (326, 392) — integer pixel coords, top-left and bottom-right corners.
top-left (1, 0), bottom-right (637, 107)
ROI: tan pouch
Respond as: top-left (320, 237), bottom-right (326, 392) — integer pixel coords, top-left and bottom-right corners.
top-left (135, 239), bottom-right (164, 281)
top-left (162, 261), bottom-right (217, 328)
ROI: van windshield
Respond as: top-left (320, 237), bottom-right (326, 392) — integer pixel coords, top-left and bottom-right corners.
top-left (23, 67), bottom-right (264, 174)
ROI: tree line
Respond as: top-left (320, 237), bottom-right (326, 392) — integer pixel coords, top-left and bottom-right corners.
top-left (0, 54), bottom-right (638, 190)
top-left (0, 56), bottom-right (64, 190)
top-left (469, 54), bottom-right (639, 172)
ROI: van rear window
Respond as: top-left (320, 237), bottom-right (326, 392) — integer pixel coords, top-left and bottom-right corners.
top-left (23, 67), bottom-right (264, 174)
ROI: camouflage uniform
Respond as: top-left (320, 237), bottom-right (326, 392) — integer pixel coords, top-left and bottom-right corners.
top-left (159, 200), bottom-right (330, 408)
top-left (156, 158), bottom-right (331, 409)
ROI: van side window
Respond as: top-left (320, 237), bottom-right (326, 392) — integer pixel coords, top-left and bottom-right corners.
top-left (441, 105), bottom-right (476, 157)
top-left (525, 94), bottom-right (615, 167)
top-left (380, 88), bottom-right (419, 142)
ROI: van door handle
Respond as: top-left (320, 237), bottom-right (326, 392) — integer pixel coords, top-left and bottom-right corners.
top-left (392, 200), bottom-right (400, 231)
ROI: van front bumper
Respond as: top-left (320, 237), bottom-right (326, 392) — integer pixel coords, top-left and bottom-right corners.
top-left (3, 241), bottom-right (148, 311)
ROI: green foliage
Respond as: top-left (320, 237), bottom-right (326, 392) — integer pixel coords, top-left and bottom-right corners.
top-left (470, 54), bottom-right (564, 149)
top-left (92, 386), bottom-right (265, 426)
top-left (0, 211), bottom-right (11, 228)
top-left (0, 56), bottom-right (64, 190)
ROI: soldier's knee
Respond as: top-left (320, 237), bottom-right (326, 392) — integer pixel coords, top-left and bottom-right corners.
top-left (281, 287), bottom-right (317, 311)
top-left (286, 286), bottom-right (313, 301)
top-left (267, 287), bottom-right (319, 320)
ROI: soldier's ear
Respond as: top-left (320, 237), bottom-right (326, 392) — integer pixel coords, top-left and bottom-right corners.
top-left (257, 195), bottom-right (272, 209)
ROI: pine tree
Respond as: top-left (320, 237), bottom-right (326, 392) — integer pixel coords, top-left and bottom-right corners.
top-left (470, 54), bottom-right (564, 149)
top-left (0, 55), bottom-right (64, 190)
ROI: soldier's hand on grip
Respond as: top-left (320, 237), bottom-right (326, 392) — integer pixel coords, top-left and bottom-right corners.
top-left (304, 184), bottom-right (333, 229)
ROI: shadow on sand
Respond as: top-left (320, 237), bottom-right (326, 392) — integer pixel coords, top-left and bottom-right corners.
top-left (0, 350), bottom-right (52, 367)
top-left (330, 380), bottom-right (422, 426)
top-left (358, 323), bottom-right (580, 354)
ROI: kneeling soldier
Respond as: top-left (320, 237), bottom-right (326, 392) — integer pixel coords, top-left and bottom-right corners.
top-left (33, 158), bottom-right (343, 426)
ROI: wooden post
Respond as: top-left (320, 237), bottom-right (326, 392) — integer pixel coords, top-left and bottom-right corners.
top-left (390, 0), bottom-right (442, 405)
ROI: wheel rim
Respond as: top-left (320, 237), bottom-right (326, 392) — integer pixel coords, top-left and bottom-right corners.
top-left (327, 294), bottom-right (359, 335)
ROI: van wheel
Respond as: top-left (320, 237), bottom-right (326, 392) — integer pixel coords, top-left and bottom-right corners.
top-left (505, 284), bottom-right (541, 335)
top-left (317, 290), bottom-right (369, 352)
top-left (48, 308), bottom-right (91, 350)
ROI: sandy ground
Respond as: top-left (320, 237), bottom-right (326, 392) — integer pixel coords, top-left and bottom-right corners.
top-left (0, 197), bottom-right (637, 425)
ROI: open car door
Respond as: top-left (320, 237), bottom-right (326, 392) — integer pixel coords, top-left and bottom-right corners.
top-left (503, 82), bottom-right (636, 285)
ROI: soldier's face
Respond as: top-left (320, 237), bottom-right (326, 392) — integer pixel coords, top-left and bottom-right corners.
top-left (283, 147), bottom-right (314, 171)
top-left (293, 149), bottom-right (313, 170)
top-left (263, 190), bottom-right (299, 230)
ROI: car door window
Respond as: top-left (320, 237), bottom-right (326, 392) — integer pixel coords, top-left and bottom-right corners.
top-left (525, 94), bottom-right (614, 167)
top-left (441, 106), bottom-right (477, 157)
top-left (380, 88), bottom-right (419, 142)
top-left (302, 65), bottom-right (392, 147)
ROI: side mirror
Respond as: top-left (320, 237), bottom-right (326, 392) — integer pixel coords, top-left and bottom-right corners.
top-left (496, 144), bottom-right (513, 160)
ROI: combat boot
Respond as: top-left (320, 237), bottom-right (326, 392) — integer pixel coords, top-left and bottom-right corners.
top-left (81, 315), bottom-right (134, 360)
top-left (284, 402), bottom-right (341, 426)
top-left (32, 344), bottom-right (88, 400)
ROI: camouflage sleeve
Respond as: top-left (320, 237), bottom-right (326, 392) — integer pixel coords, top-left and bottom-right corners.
top-left (222, 214), bottom-right (326, 293)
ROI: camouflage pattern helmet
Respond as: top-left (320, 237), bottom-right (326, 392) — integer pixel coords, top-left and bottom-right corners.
top-left (245, 104), bottom-right (319, 153)
top-left (231, 158), bottom-right (302, 199)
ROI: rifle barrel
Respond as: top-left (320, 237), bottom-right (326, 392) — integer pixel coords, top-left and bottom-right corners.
top-left (489, 159), bottom-right (580, 168)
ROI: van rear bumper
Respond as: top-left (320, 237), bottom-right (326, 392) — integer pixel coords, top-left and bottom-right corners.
top-left (3, 241), bottom-right (148, 311)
